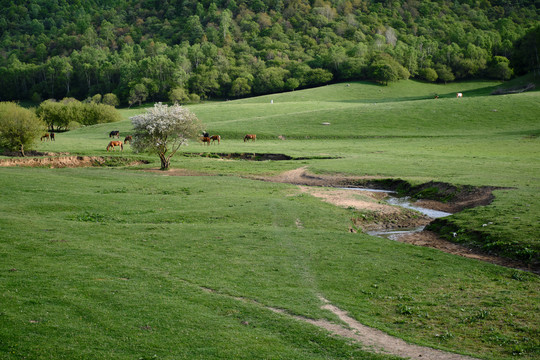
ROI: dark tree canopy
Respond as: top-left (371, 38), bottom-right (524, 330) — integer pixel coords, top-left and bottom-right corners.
top-left (0, 0), bottom-right (538, 103)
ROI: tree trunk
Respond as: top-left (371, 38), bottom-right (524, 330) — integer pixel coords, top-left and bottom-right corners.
top-left (159, 154), bottom-right (170, 170)
top-left (20, 144), bottom-right (25, 157)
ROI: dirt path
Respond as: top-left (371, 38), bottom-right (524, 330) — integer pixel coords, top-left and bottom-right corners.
top-left (270, 302), bottom-right (478, 359)
top-left (197, 281), bottom-right (478, 360)
top-left (313, 296), bottom-right (479, 360)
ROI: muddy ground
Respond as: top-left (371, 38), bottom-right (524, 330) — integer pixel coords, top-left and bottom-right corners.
top-left (256, 167), bottom-right (533, 273)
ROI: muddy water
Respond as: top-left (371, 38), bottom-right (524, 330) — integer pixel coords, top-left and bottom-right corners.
top-left (343, 188), bottom-right (452, 240)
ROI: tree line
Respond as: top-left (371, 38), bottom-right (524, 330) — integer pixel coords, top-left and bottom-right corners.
top-left (0, 0), bottom-right (538, 105)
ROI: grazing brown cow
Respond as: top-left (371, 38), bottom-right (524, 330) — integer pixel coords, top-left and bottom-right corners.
top-left (243, 134), bottom-right (256, 142)
top-left (124, 135), bottom-right (132, 144)
top-left (107, 141), bottom-right (123, 151)
top-left (210, 135), bottom-right (221, 144)
top-left (41, 133), bottom-right (50, 141)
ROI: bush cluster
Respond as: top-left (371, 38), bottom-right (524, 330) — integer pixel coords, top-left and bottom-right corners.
top-left (36, 98), bottom-right (121, 131)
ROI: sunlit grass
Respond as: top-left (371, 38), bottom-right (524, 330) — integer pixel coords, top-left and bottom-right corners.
top-left (2, 79), bottom-right (539, 359)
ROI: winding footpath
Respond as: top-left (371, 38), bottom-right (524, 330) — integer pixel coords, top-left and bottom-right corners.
top-left (197, 281), bottom-right (479, 360)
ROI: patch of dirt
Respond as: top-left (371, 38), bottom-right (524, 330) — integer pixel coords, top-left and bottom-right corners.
top-left (406, 182), bottom-right (498, 213)
top-left (398, 231), bottom-right (533, 273)
top-left (192, 279), bottom-right (479, 360)
top-left (314, 296), bottom-right (479, 360)
top-left (144, 168), bottom-right (213, 176)
top-left (183, 152), bottom-right (337, 161)
top-left (0, 154), bottom-right (147, 168)
top-left (257, 167), bottom-right (533, 273)
top-left (0, 155), bottom-right (104, 168)
top-left (298, 186), bottom-right (431, 231)
top-left (257, 166), bottom-right (383, 187)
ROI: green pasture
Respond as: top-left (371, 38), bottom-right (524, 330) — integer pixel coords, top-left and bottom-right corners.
top-left (1, 79), bottom-right (539, 359)
top-left (1, 167), bottom-right (538, 360)
top-left (34, 79), bottom-right (539, 261)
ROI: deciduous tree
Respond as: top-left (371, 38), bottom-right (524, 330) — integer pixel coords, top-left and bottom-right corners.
top-left (129, 83), bottom-right (148, 107)
top-left (130, 103), bottom-right (203, 170)
top-left (103, 93), bottom-right (120, 107)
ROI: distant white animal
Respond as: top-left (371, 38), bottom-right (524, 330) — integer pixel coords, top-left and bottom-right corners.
top-left (457, 93), bottom-right (463, 98)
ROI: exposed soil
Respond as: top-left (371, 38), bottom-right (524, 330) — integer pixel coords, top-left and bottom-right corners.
top-left (256, 167), bottom-right (533, 273)
top-left (258, 167), bottom-right (498, 213)
top-left (0, 154), bottom-right (147, 168)
top-left (297, 186), bottom-right (433, 232)
top-left (398, 230), bottom-right (532, 272)
top-left (395, 181), bottom-right (498, 213)
top-left (256, 166), bottom-right (382, 187)
top-left (195, 281), bottom-right (479, 360)
top-left (0, 155), bottom-right (104, 168)
top-left (182, 152), bottom-right (338, 161)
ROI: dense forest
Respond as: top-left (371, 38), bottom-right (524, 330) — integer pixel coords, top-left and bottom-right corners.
top-left (1, 0), bottom-right (539, 105)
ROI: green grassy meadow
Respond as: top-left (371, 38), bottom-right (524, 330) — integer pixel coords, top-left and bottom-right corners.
top-left (1, 79), bottom-right (539, 359)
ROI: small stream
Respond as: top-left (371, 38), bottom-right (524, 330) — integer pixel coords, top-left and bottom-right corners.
top-left (343, 188), bottom-right (452, 240)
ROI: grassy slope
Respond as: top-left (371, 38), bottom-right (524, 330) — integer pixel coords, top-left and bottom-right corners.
top-left (188, 80), bottom-right (539, 263)
top-left (2, 79), bottom-right (539, 359)
top-left (1, 167), bottom-right (538, 360)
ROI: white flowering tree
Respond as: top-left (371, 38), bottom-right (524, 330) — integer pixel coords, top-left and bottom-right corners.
top-left (130, 103), bottom-right (203, 170)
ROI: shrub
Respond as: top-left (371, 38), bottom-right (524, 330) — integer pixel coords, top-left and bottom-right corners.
top-left (102, 93), bottom-right (120, 107)
top-left (488, 56), bottom-right (513, 81)
top-left (369, 53), bottom-right (410, 85)
top-left (169, 87), bottom-right (190, 104)
top-left (91, 94), bottom-right (102, 103)
top-left (37, 99), bottom-right (121, 130)
top-left (36, 100), bottom-right (66, 131)
top-left (0, 102), bottom-right (45, 156)
top-left (419, 68), bottom-right (438, 82)
top-left (435, 64), bottom-right (455, 84)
